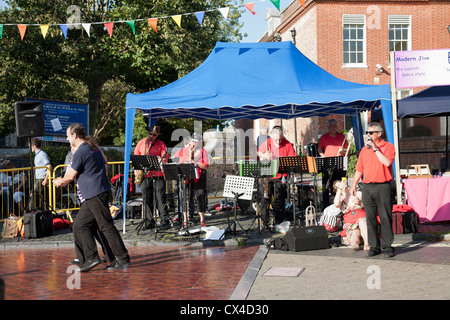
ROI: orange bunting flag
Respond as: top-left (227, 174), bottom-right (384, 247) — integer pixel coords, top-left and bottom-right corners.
top-left (17, 24), bottom-right (27, 40)
top-left (244, 2), bottom-right (257, 15)
top-left (298, 0), bottom-right (306, 8)
top-left (148, 18), bottom-right (158, 33)
top-left (172, 15), bottom-right (182, 28)
top-left (104, 22), bottom-right (114, 37)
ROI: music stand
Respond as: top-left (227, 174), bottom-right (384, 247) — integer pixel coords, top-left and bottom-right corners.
top-left (163, 163), bottom-right (197, 231)
top-left (131, 155), bottom-right (162, 235)
top-left (238, 160), bottom-right (277, 237)
top-left (222, 175), bottom-right (255, 236)
top-left (277, 156), bottom-right (312, 227)
top-left (315, 156), bottom-right (348, 190)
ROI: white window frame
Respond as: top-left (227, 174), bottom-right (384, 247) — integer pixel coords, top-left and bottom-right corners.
top-left (342, 14), bottom-right (367, 68)
top-left (388, 15), bottom-right (411, 65)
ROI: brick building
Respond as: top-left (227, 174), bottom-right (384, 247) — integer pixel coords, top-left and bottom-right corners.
top-left (246, 0), bottom-right (450, 171)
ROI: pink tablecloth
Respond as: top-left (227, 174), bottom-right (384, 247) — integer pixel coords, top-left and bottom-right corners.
top-left (404, 177), bottom-right (450, 222)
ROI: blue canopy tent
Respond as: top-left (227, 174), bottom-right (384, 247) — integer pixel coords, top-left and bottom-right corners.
top-left (121, 41), bottom-right (393, 232)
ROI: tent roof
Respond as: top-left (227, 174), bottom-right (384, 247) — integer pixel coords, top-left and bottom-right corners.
top-left (125, 41), bottom-right (391, 120)
top-left (398, 85), bottom-right (450, 119)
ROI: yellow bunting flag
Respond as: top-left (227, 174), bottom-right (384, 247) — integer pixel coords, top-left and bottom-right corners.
top-left (17, 24), bottom-right (27, 40)
top-left (172, 15), bottom-right (182, 28)
top-left (40, 25), bottom-right (49, 39)
top-left (148, 18), bottom-right (158, 33)
top-left (104, 22), bottom-right (114, 37)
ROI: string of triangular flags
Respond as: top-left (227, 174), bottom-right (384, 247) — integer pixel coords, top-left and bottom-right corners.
top-left (0, 0), bottom-right (305, 40)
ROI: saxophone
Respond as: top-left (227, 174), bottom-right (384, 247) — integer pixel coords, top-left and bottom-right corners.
top-left (134, 139), bottom-right (151, 185)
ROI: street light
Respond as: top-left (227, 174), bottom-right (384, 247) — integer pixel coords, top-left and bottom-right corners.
top-left (290, 28), bottom-right (296, 45)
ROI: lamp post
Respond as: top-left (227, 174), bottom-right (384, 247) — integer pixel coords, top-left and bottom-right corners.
top-left (290, 28), bottom-right (296, 45)
top-left (290, 28), bottom-right (299, 153)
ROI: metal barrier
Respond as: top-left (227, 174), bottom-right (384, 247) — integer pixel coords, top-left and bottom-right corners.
top-left (0, 166), bottom-right (49, 221)
top-left (1, 159), bottom-right (236, 222)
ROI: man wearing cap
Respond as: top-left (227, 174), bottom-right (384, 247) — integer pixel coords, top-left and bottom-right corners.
top-left (134, 125), bottom-right (171, 230)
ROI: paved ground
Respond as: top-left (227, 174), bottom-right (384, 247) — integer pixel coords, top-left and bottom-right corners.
top-left (1, 206), bottom-right (449, 304)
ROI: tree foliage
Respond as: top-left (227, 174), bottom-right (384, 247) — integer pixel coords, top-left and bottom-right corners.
top-left (0, 0), bottom-right (244, 142)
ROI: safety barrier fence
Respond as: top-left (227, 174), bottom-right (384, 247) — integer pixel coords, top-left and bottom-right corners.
top-left (1, 159), bottom-right (236, 222)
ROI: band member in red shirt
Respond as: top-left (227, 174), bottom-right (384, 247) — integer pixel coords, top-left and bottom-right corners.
top-left (258, 126), bottom-right (296, 224)
top-left (177, 133), bottom-right (209, 228)
top-left (134, 125), bottom-right (171, 230)
top-left (350, 122), bottom-right (396, 258)
top-left (318, 119), bottom-right (349, 208)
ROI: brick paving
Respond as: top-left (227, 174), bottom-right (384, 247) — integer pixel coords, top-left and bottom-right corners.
top-left (1, 206), bottom-right (449, 301)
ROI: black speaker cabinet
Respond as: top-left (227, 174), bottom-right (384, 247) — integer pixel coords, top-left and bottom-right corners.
top-left (15, 101), bottom-right (45, 138)
top-left (282, 226), bottom-right (329, 252)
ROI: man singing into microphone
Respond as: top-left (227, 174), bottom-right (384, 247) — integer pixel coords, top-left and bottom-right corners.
top-left (134, 125), bottom-right (171, 230)
top-left (349, 122), bottom-right (396, 258)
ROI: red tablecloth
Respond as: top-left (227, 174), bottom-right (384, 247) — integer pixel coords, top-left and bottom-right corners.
top-left (404, 177), bottom-right (450, 222)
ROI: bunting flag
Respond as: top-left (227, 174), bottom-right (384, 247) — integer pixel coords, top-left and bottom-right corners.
top-left (0, 2), bottom-right (268, 41)
top-left (194, 11), bottom-right (205, 26)
top-left (270, 0), bottom-right (280, 11)
top-left (244, 2), bottom-right (257, 15)
top-left (218, 7), bottom-right (229, 19)
top-left (40, 25), bottom-right (49, 39)
top-left (148, 18), bottom-right (158, 33)
top-left (126, 20), bottom-right (136, 35)
top-left (299, 0), bottom-right (306, 8)
top-left (82, 23), bottom-right (91, 37)
top-left (172, 15), bottom-right (182, 28)
top-left (18, 24), bottom-right (26, 40)
top-left (104, 22), bottom-right (114, 37)
top-left (59, 24), bottom-right (68, 40)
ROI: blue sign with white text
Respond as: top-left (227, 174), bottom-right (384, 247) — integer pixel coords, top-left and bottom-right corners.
top-left (26, 98), bottom-right (89, 136)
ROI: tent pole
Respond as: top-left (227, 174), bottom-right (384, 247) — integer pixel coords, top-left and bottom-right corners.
top-left (390, 51), bottom-right (402, 204)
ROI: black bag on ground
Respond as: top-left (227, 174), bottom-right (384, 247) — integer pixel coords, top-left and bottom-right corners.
top-left (23, 210), bottom-right (53, 238)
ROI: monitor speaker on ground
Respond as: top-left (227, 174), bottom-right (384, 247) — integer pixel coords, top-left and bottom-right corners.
top-left (282, 226), bottom-right (330, 252)
top-left (14, 101), bottom-right (45, 138)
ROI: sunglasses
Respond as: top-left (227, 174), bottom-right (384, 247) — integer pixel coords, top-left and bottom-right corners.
top-left (365, 131), bottom-right (379, 135)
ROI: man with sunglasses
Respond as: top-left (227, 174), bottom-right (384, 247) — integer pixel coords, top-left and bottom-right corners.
top-left (134, 125), bottom-right (171, 230)
top-left (349, 122), bottom-right (396, 258)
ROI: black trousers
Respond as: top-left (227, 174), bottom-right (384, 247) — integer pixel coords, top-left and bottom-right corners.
top-left (140, 177), bottom-right (169, 222)
top-left (73, 191), bottom-right (129, 263)
top-left (361, 182), bottom-right (394, 250)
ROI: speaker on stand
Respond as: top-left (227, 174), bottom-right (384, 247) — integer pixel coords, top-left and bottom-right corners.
top-left (15, 101), bottom-right (45, 138)
top-left (14, 101), bottom-right (45, 211)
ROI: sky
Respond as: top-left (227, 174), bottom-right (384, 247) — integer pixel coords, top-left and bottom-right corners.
top-left (0, 0), bottom-right (293, 43)
top-left (239, 0), bottom-right (292, 42)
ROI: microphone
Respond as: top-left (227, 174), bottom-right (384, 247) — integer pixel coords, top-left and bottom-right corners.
top-left (367, 137), bottom-right (372, 149)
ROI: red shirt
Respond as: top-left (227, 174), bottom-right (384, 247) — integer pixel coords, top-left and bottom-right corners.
top-left (178, 147), bottom-right (209, 183)
top-left (258, 137), bottom-right (296, 179)
top-left (134, 138), bottom-right (167, 178)
top-left (318, 133), bottom-right (348, 157)
top-left (355, 139), bottom-right (395, 183)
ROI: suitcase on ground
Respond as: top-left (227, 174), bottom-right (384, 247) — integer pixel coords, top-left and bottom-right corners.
top-left (392, 204), bottom-right (418, 234)
top-left (392, 212), bottom-right (404, 234)
top-left (23, 211), bottom-right (53, 238)
top-left (402, 211), bottom-right (418, 234)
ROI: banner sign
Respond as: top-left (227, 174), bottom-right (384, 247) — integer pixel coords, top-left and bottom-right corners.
top-left (394, 49), bottom-right (450, 88)
top-left (26, 98), bottom-right (89, 136)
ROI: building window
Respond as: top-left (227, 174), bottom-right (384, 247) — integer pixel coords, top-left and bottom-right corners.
top-left (388, 15), bottom-right (411, 61)
top-left (343, 15), bottom-right (366, 66)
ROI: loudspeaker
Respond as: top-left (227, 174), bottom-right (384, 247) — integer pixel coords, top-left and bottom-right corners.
top-left (15, 101), bottom-right (45, 138)
top-left (282, 226), bottom-right (329, 252)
